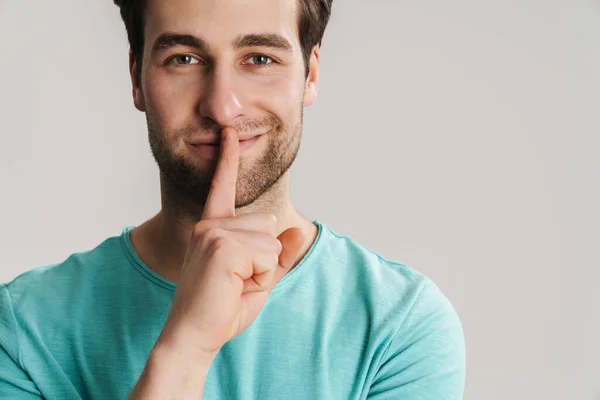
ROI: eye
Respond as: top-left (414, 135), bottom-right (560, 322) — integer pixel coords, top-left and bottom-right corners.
top-left (170, 54), bottom-right (200, 65)
top-left (245, 55), bottom-right (275, 66)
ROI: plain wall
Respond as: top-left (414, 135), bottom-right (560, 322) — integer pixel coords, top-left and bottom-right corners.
top-left (1, 0), bottom-right (599, 399)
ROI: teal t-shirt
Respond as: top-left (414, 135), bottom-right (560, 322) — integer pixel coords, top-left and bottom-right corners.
top-left (0, 220), bottom-right (465, 399)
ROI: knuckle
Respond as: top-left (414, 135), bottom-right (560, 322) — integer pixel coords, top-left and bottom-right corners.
top-left (206, 229), bottom-right (231, 255)
top-left (192, 219), bottom-right (214, 237)
top-left (268, 214), bottom-right (277, 231)
top-left (258, 213), bottom-right (277, 231)
top-left (264, 250), bottom-right (280, 270)
top-left (270, 237), bottom-right (283, 253)
top-left (242, 257), bottom-right (254, 277)
top-left (208, 227), bottom-right (227, 240)
top-left (272, 252), bottom-right (280, 265)
top-left (211, 232), bottom-right (229, 249)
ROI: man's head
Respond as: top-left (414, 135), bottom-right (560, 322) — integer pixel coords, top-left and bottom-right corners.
top-left (113, 0), bottom-right (333, 208)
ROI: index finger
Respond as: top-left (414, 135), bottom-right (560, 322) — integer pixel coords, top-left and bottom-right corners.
top-left (201, 127), bottom-right (240, 220)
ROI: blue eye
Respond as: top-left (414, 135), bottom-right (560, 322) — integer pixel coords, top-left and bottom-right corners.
top-left (247, 55), bottom-right (274, 66)
top-left (172, 55), bottom-right (200, 65)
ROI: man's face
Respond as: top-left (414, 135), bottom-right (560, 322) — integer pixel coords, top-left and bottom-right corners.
top-left (133, 0), bottom-right (319, 208)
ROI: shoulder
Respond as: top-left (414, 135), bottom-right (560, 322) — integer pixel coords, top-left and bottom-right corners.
top-left (1, 231), bottom-right (127, 318)
top-left (0, 231), bottom-right (128, 365)
top-left (316, 220), bottom-right (465, 362)
top-left (315, 222), bottom-right (465, 397)
top-left (315, 221), bottom-right (434, 300)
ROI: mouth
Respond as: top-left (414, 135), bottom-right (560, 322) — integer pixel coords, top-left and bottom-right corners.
top-left (196, 135), bottom-right (259, 145)
top-left (188, 129), bottom-right (268, 145)
top-left (188, 134), bottom-right (264, 157)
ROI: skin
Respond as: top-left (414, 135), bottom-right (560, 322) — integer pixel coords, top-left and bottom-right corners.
top-left (130, 129), bottom-right (306, 399)
top-left (128, 0), bottom-right (322, 283)
top-left (125, 1), bottom-right (324, 396)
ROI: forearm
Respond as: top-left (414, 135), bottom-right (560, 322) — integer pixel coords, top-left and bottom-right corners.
top-left (129, 337), bottom-right (217, 400)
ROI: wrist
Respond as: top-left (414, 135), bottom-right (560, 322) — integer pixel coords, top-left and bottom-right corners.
top-left (151, 347), bottom-right (217, 378)
top-left (130, 321), bottom-right (219, 399)
top-left (132, 339), bottom-right (215, 399)
top-left (154, 322), bottom-right (220, 368)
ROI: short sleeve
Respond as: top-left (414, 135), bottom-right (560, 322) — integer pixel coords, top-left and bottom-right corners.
top-left (368, 282), bottom-right (466, 400)
top-left (0, 284), bottom-right (43, 398)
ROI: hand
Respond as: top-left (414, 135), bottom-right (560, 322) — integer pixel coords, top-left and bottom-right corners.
top-left (158, 127), bottom-right (306, 359)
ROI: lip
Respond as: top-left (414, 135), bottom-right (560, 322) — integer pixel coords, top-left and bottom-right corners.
top-left (188, 134), bottom-right (263, 158)
top-left (189, 132), bottom-right (265, 145)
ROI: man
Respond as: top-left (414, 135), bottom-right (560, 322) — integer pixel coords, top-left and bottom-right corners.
top-left (0, 0), bottom-right (466, 398)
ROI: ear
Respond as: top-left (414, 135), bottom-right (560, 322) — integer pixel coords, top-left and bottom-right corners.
top-left (303, 45), bottom-right (320, 107)
top-left (129, 51), bottom-right (146, 112)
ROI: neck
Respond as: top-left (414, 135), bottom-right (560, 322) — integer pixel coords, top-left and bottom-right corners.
top-left (130, 171), bottom-right (318, 284)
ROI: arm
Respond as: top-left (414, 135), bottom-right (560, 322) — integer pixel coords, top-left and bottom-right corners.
top-left (128, 329), bottom-right (217, 400)
top-left (130, 128), bottom-right (304, 399)
top-left (0, 285), bottom-right (43, 399)
top-left (1, 284), bottom-right (214, 400)
top-left (0, 345), bottom-right (42, 399)
top-left (368, 282), bottom-right (466, 400)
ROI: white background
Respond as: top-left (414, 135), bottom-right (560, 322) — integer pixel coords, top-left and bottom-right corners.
top-left (1, 0), bottom-right (599, 398)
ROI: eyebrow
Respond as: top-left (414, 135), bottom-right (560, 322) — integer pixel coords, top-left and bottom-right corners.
top-left (151, 32), bottom-right (293, 54)
top-left (151, 33), bottom-right (210, 54)
top-left (233, 33), bottom-right (293, 52)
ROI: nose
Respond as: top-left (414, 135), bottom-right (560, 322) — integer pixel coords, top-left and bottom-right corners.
top-left (198, 65), bottom-right (243, 127)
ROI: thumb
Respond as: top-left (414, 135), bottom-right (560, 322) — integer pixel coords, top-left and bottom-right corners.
top-left (271, 227), bottom-right (305, 286)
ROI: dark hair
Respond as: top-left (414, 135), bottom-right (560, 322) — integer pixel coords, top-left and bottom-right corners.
top-left (113, 0), bottom-right (333, 82)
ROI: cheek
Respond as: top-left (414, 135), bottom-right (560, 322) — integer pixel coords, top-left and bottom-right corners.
top-left (249, 74), bottom-right (303, 120)
top-left (144, 70), bottom-right (199, 130)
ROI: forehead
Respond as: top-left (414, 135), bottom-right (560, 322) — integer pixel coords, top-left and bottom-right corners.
top-left (144, 0), bottom-right (300, 48)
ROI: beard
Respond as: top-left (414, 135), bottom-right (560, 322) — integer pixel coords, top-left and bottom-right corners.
top-left (146, 106), bottom-right (303, 210)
